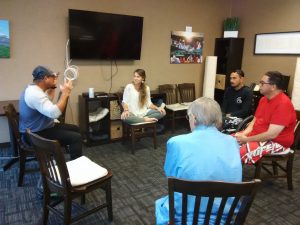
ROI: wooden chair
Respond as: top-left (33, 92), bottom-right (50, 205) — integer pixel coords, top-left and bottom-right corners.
top-left (116, 92), bottom-right (158, 154)
top-left (249, 83), bottom-right (262, 114)
top-left (234, 115), bottom-right (254, 132)
top-left (253, 116), bottom-right (300, 190)
top-left (177, 83), bottom-right (196, 103)
top-left (26, 130), bottom-right (113, 225)
top-left (237, 111), bottom-right (300, 190)
top-left (158, 84), bottom-right (178, 105)
top-left (122, 121), bottom-right (157, 154)
top-left (168, 177), bottom-right (261, 225)
top-left (3, 104), bottom-right (38, 186)
top-left (159, 84), bottom-right (189, 133)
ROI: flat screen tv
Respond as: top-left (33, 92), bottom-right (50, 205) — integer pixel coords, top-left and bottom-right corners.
top-left (69, 9), bottom-right (144, 60)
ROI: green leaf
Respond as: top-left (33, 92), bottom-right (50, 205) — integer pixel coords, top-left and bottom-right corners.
top-left (224, 17), bottom-right (240, 31)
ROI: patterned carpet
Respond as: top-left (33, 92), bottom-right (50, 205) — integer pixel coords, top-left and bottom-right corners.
top-left (0, 129), bottom-right (300, 225)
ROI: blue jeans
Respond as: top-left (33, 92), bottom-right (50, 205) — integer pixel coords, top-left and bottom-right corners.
top-left (123, 109), bottom-right (164, 124)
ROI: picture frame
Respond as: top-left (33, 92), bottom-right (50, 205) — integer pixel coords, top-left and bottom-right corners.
top-left (254, 31), bottom-right (300, 55)
top-left (0, 19), bottom-right (10, 58)
top-left (170, 31), bottom-right (204, 64)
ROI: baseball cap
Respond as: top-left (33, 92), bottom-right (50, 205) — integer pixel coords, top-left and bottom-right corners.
top-left (32, 66), bottom-right (59, 80)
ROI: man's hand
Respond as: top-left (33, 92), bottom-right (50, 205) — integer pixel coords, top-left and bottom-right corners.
top-left (56, 79), bottom-right (73, 113)
top-left (60, 79), bottom-right (73, 96)
top-left (234, 133), bottom-right (248, 145)
top-left (234, 124), bottom-right (285, 145)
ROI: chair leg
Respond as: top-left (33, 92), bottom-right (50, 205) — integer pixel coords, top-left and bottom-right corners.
top-left (18, 152), bottom-right (26, 187)
top-left (81, 194), bottom-right (85, 204)
top-left (287, 154), bottom-right (294, 190)
top-left (122, 123), bottom-right (127, 145)
top-left (42, 190), bottom-right (50, 225)
top-left (105, 180), bottom-right (113, 221)
top-left (131, 127), bottom-right (135, 154)
top-left (254, 160), bottom-right (262, 179)
top-left (64, 196), bottom-right (72, 225)
top-left (153, 125), bottom-right (157, 149)
top-left (272, 161), bottom-right (278, 175)
top-left (171, 112), bottom-right (175, 133)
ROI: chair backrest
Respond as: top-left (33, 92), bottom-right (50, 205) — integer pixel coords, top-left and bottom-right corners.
top-left (158, 84), bottom-right (178, 105)
top-left (281, 74), bottom-right (290, 93)
top-left (3, 104), bottom-right (24, 150)
top-left (168, 177), bottom-right (261, 225)
top-left (177, 83), bottom-right (196, 103)
top-left (250, 83), bottom-right (262, 114)
top-left (249, 83), bottom-right (257, 91)
top-left (235, 115), bottom-right (254, 132)
top-left (26, 130), bottom-right (71, 190)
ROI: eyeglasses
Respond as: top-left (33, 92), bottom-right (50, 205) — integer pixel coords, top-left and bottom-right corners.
top-left (259, 81), bottom-right (273, 86)
top-left (46, 75), bottom-right (58, 79)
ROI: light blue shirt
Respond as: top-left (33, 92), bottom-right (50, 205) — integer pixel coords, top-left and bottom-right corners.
top-left (155, 125), bottom-right (242, 225)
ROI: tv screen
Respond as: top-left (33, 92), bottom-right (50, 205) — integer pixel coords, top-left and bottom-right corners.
top-left (69, 9), bottom-right (144, 60)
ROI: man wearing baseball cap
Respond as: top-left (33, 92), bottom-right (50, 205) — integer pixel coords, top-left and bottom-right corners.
top-left (19, 65), bottom-right (82, 160)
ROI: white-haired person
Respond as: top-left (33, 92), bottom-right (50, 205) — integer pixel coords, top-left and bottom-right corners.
top-left (155, 97), bottom-right (242, 225)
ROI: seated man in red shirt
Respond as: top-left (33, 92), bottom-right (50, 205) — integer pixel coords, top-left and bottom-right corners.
top-left (235, 71), bottom-right (296, 164)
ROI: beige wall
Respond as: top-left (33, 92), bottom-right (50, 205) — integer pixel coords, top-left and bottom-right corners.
top-left (1, 0), bottom-right (300, 125)
top-left (232, 0), bottom-right (300, 93)
top-left (0, 0), bottom-right (229, 124)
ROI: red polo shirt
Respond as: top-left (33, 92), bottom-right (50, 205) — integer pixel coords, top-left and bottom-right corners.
top-left (249, 92), bottom-right (296, 147)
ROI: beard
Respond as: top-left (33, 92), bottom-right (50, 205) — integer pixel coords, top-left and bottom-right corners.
top-left (50, 84), bottom-right (57, 89)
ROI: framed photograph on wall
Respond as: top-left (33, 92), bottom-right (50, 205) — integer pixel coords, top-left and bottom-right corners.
top-left (170, 31), bottom-right (204, 64)
top-left (0, 20), bottom-right (10, 58)
top-left (254, 31), bottom-right (300, 55)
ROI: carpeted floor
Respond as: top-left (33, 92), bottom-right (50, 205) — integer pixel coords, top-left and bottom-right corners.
top-left (1, 129), bottom-right (300, 225)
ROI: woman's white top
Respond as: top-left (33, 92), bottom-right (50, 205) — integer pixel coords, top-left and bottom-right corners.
top-left (122, 83), bottom-right (152, 117)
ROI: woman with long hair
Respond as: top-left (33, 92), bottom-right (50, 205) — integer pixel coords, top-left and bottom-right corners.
top-left (121, 69), bottom-right (166, 124)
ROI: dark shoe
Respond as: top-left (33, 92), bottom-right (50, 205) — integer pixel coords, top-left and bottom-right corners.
top-left (156, 124), bottom-right (165, 133)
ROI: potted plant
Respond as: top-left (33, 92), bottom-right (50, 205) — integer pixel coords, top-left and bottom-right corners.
top-left (223, 17), bottom-right (240, 38)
